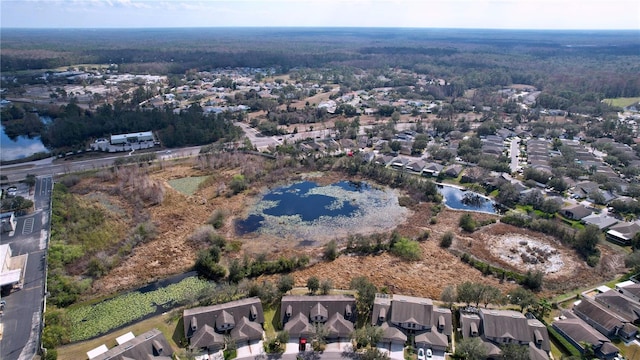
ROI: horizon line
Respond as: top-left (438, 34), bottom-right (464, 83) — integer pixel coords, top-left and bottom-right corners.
top-left (2, 26), bottom-right (640, 32)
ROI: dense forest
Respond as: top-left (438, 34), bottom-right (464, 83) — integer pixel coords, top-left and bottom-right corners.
top-left (0, 102), bottom-right (243, 150)
top-left (2, 28), bottom-right (640, 98)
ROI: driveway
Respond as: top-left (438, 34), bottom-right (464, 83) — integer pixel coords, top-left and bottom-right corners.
top-left (236, 339), bottom-right (265, 358)
top-left (324, 339), bottom-right (353, 353)
top-left (377, 342), bottom-right (404, 360)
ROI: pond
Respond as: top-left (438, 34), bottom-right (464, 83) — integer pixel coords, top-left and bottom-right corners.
top-left (0, 123), bottom-right (49, 162)
top-left (437, 184), bottom-right (498, 214)
top-left (235, 180), bottom-right (408, 244)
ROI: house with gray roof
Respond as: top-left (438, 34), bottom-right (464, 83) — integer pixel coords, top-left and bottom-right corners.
top-left (459, 308), bottom-right (549, 359)
top-left (573, 298), bottom-right (637, 340)
top-left (617, 282), bottom-right (640, 303)
top-left (183, 297), bottom-right (264, 352)
top-left (606, 221), bottom-right (640, 245)
top-left (552, 311), bottom-right (619, 360)
top-left (281, 295), bottom-right (356, 340)
top-left (91, 328), bottom-right (173, 360)
top-left (595, 290), bottom-right (640, 324)
top-left (561, 204), bottom-right (592, 220)
top-left (372, 294), bottom-right (452, 352)
top-left (581, 214), bottom-right (618, 230)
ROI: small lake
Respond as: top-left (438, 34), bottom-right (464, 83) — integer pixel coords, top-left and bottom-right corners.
top-left (437, 184), bottom-right (498, 214)
top-left (0, 123), bottom-right (49, 162)
top-left (235, 179), bottom-right (408, 243)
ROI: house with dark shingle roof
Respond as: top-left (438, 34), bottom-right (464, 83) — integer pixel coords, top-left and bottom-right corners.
top-left (561, 204), bottom-right (592, 220)
top-left (573, 298), bottom-right (637, 340)
top-left (91, 328), bottom-right (173, 360)
top-left (552, 311), bottom-right (620, 360)
top-left (372, 294), bottom-right (452, 352)
top-left (581, 213), bottom-right (618, 230)
top-left (606, 221), bottom-right (640, 245)
top-left (183, 297), bottom-right (264, 352)
top-left (617, 282), bottom-right (640, 303)
top-left (595, 290), bottom-right (640, 324)
top-left (459, 309), bottom-right (550, 360)
top-left (281, 295), bottom-right (356, 340)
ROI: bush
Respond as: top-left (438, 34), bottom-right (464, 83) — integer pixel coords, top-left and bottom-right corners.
top-left (323, 240), bottom-right (338, 261)
top-left (390, 237), bottom-right (422, 261)
top-left (459, 213), bottom-right (476, 232)
top-left (44, 349), bottom-right (58, 360)
top-left (194, 248), bottom-right (226, 281)
top-left (208, 209), bottom-right (226, 229)
top-left (440, 232), bottom-right (454, 248)
top-left (307, 276), bottom-right (320, 294)
top-left (229, 174), bottom-right (247, 194)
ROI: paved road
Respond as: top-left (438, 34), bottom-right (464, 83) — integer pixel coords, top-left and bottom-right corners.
top-left (509, 137), bottom-right (521, 173)
top-left (0, 147), bottom-right (202, 182)
top-left (0, 177), bottom-right (52, 360)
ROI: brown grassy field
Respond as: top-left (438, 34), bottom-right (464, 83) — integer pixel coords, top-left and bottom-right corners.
top-left (65, 159), bottom-right (623, 302)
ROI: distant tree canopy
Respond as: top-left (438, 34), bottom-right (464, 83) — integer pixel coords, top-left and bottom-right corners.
top-left (30, 103), bottom-right (243, 150)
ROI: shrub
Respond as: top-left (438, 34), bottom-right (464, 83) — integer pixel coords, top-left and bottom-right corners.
top-left (194, 248), bottom-right (226, 281)
top-left (277, 274), bottom-right (295, 294)
top-left (440, 232), bottom-right (454, 248)
top-left (417, 230), bottom-right (430, 241)
top-left (229, 174), bottom-right (247, 194)
top-left (208, 209), bottom-right (226, 229)
top-left (307, 276), bottom-right (320, 294)
top-left (320, 279), bottom-right (333, 295)
top-left (44, 349), bottom-right (58, 360)
top-left (459, 213), bottom-right (476, 232)
top-left (390, 237), bottom-right (422, 261)
top-left (323, 240), bottom-right (338, 261)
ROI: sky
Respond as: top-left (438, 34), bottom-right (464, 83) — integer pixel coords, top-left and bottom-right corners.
top-left (1, 0), bottom-right (639, 30)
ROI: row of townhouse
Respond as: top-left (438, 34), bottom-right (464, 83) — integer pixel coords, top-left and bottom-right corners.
top-left (552, 281), bottom-right (640, 359)
top-left (86, 292), bottom-right (552, 360)
top-left (180, 293), bottom-right (550, 360)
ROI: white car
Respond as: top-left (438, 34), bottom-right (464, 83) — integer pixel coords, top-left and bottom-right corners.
top-left (426, 349), bottom-right (433, 358)
top-left (417, 348), bottom-right (426, 360)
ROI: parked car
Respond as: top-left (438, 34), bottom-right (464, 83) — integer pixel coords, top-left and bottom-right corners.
top-left (417, 348), bottom-right (426, 360)
top-left (426, 349), bottom-right (433, 358)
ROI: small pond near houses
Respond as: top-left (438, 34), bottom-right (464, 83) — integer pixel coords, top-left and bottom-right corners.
top-left (235, 180), bottom-right (408, 244)
top-left (437, 183), bottom-right (498, 214)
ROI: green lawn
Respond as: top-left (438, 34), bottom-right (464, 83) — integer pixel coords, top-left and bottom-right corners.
top-left (604, 97), bottom-right (640, 108)
top-left (168, 176), bottom-right (209, 195)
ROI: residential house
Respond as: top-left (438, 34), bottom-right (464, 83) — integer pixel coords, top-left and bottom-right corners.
top-left (606, 221), bottom-right (640, 245)
top-left (406, 159), bottom-right (426, 174)
top-left (372, 294), bottom-right (452, 352)
top-left (594, 290), bottom-right (640, 324)
top-left (422, 162), bottom-right (444, 177)
top-left (573, 298), bottom-right (637, 340)
top-left (561, 204), bottom-right (592, 221)
top-left (572, 181), bottom-right (601, 199)
top-left (281, 295), bottom-right (356, 341)
top-left (443, 164), bottom-right (463, 178)
top-left (390, 157), bottom-right (409, 170)
top-left (91, 328), bottom-right (173, 360)
top-left (552, 311), bottom-right (619, 360)
top-left (581, 214), bottom-right (618, 230)
top-left (183, 297), bottom-right (264, 352)
top-left (617, 281), bottom-right (640, 303)
top-left (459, 308), bottom-right (550, 360)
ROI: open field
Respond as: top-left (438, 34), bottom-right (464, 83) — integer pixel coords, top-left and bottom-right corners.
top-left (604, 97), bottom-right (640, 108)
top-left (62, 158), bottom-right (625, 303)
top-left (167, 175), bottom-right (210, 196)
